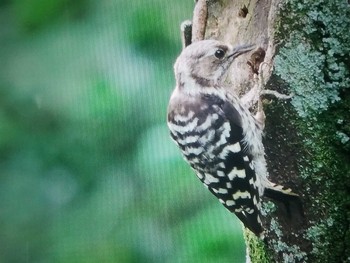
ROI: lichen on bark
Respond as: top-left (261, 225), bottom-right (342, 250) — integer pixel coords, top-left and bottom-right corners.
top-left (203, 0), bottom-right (350, 262)
top-left (273, 1), bottom-right (350, 261)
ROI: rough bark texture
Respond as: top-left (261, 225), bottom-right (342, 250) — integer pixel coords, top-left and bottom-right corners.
top-left (201, 0), bottom-right (350, 262)
top-left (204, 0), bottom-right (278, 95)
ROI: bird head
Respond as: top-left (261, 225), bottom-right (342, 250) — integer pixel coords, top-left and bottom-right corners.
top-left (174, 40), bottom-right (254, 90)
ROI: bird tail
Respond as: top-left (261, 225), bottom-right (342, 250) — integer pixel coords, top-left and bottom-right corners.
top-left (263, 182), bottom-right (303, 217)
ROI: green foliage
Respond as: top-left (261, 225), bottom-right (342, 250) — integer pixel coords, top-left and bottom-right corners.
top-left (275, 0), bottom-right (350, 118)
top-left (128, 6), bottom-right (177, 60)
top-left (13, 0), bottom-right (88, 31)
top-left (0, 1), bottom-right (246, 262)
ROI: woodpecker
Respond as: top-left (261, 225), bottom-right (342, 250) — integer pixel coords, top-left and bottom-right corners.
top-left (167, 40), bottom-right (299, 237)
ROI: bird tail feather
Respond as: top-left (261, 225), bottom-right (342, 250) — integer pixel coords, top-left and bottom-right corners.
top-left (263, 182), bottom-right (303, 217)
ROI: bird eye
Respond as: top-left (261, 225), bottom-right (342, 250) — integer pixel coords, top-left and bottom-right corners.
top-left (214, 49), bottom-right (225, 59)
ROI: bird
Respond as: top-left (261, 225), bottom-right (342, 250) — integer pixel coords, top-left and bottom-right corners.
top-left (167, 39), bottom-right (300, 237)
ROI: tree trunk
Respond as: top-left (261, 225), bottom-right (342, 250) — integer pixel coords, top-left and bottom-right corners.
top-left (199, 0), bottom-right (350, 262)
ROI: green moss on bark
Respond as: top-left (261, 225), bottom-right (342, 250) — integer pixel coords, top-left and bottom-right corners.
top-left (291, 94), bottom-right (350, 262)
top-left (268, 0), bottom-right (350, 262)
top-left (244, 231), bottom-right (272, 263)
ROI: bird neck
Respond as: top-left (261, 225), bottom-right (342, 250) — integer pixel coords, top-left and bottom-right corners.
top-left (176, 72), bottom-right (221, 96)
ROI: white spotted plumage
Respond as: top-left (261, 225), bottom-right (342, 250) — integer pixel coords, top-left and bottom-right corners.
top-left (167, 40), bottom-right (300, 237)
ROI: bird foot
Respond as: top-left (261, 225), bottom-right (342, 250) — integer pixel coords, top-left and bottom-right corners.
top-left (241, 62), bottom-right (293, 130)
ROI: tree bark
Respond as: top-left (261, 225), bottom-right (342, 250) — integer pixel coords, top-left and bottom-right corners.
top-left (199, 0), bottom-right (350, 262)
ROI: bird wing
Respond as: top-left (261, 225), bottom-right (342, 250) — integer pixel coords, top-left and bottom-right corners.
top-left (201, 93), bottom-right (262, 227)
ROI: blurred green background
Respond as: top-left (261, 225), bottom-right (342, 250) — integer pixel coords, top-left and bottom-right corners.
top-left (0, 0), bottom-right (245, 262)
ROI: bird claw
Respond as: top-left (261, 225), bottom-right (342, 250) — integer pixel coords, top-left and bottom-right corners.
top-left (242, 61), bottom-right (293, 130)
top-left (260, 90), bottom-right (294, 100)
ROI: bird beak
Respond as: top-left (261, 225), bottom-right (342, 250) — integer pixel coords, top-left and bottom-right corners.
top-left (227, 44), bottom-right (255, 59)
